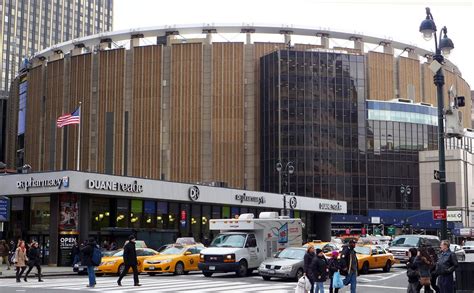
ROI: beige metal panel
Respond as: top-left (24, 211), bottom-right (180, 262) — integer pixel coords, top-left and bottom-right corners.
top-left (131, 45), bottom-right (162, 179)
top-left (97, 48), bottom-right (125, 175)
top-left (421, 63), bottom-right (436, 105)
top-left (367, 51), bottom-right (394, 101)
top-left (170, 43), bottom-right (202, 183)
top-left (211, 42), bottom-right (245, 189)
top-left (397, 57), bottom-right (421, 102)
top-left (5, 78), bottom-right (20, 168)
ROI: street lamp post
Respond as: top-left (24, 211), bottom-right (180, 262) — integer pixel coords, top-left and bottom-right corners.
top-left (276, 160), bottom-right (295, 216)
top-left (419, 7), bottom-right (455, 240)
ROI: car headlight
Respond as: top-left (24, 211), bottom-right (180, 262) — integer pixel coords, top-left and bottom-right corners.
top-left (161, 259), bottom-right (173, 264)
top-left (259, 263), bottom-right (266, 269)
top-left (104, 261), bottom-right (117, 265)
top-left (280, 265), bottom-right (293, 271)
top-left (224, 254), bottom-right (236, 263)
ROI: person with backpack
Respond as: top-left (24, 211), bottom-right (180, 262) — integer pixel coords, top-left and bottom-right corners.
top-left (24, 241), bottom-right (43, 282)
top-left (117, 235), bottom-right (141, 287)
top-left (81, 237), bottom-right (98, 288)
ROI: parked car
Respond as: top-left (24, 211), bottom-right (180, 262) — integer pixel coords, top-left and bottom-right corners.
top-left (462, 241), bottom-right (474, 253)
top-left (143, 244), bottom-right (205, 275)
top-left (258, 247), bottom-right (306, 281)
top-left (451, 244), bottom-right (466, 261)
top-left (303, 240), bottom-right (341, 256)
top-left (387, 235), bottom-right (440, 263)
top-left (354, 245), bottom-right (396, 274)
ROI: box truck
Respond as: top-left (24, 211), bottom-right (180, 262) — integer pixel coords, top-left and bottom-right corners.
top-left (198, 212), bottom-right (303, 277)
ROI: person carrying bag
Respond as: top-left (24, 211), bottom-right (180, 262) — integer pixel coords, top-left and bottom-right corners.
top-left (14, 240), bottom-right (28, 283)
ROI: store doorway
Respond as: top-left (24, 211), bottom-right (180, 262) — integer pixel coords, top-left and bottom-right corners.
top-left (27, 234), bottom-right (50, 265)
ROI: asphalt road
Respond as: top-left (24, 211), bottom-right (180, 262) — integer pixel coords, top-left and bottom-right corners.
top-left (1, 254), bottom-right (473, 293)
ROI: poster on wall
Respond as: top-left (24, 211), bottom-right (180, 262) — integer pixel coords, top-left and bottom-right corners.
top-left (58, 232), bottom-right (79, 266)
top-left (59, 194), bottom-right (78, 232)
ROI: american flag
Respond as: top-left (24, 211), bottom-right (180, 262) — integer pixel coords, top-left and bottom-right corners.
top-left (56, 107), bottom-right (81, 128)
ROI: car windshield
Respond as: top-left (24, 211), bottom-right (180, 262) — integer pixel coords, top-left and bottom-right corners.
top-left (112, 250), bottom-right (124, 257)
top-left (160, 246), bottom-right (186, 255)
top-left (210, 234), bottom-right (246, 248)
top-left (464, 241), bottom-right (474, 246)
top-left (276, 248), bottom-right (305, 260)
top-left (354, 246), bottom-right (371, 255)
top-left (391, 236), bottom-right (420, 247)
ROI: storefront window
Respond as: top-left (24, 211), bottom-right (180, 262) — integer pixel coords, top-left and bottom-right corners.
top-left (130, 200), bottom-right (142, 228)
top-left (212, 206), bottom-right (221, 219)
top-left (143, 200), bottom-right (155, 228)
top-left (168, 203), bottom-right (179, 231)
top-left (202, 205), bottom-right (210, 239)
top-left (156, 201), bottom-right (168, 229)
top-left (231, 207), bottom-right (240, 219)
top-left (30, 197), bottom-right (50, 232)
top-left (179, 204), bottom-right (190, 237)
top-left (116, 199), bottom-right (129, 228)
top-left (222, 206), bottom-right (230, 219)
top-left (191, 204), bottom-right (201, 241)
top-left (90, 197), bottom-right (111, 232)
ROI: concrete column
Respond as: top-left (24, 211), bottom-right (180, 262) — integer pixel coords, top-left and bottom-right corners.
top-left (319, 34), bottom-right (330, 49)
top-left (79, 194), bottom-right (90, 243)
top-left (99, 39), bottom-right (111, 50)
top-left (206, 33), bottom-right (212, 45)
top-left (49, 50), bottom-right (63, 62)
top-left (32, 57), bottom-right (46, 68)
top-left (130, 34), bottom-right (143, 48)
top-left (312, 213), bottom-right (332, 242)
top-left (407, 48), bottom-right (417, 59)
top-left (71, 44), bottom-right (85, 56)
top-left (246, 33), bottom-right (252, 45)
top-left (49, 194), bottom-right (59, 266)
top-left (352, 38), bottom-right (364, 51)
top-left (382, 41), bottom-right (394, 55)
top-left (201, 44), bottom-right (212, 182)
top-left (284, 34), bottom-right (291, 45)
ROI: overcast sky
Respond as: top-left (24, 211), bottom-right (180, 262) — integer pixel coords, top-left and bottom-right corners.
top-left (114, 0), bottom-right (474, 89)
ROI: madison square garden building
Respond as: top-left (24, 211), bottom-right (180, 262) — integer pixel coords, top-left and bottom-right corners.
top-left (1, 25), bottom-right (472, 264)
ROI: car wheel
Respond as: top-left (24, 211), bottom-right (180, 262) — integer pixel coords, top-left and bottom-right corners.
top-left (383, 261), bottom-right (391, 272)
top-left (361, 262), bottom-right (369, 274)
top-left (203, 271), bottom-right (213, 277)
top-left (262, 276), bottom-right (272, 281)
top-left (236, 260), bottom-right (248, 277)
top-left (148, 273), bottom-right (156, 276)
top-left (295, 268), bottom-right (304, 281)
top-left (246, 269), bottom-right (253, 276)
top-left (174, 262), bottom-right (185, 275)
top-left (117, 264), bottom-right (125, 276)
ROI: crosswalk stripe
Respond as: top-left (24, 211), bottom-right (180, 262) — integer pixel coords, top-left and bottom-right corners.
top-left (186, 282), bottom-right (294, 292)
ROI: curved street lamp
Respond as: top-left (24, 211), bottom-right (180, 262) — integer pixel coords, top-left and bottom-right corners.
top-left (419, 7), bottom-right (454, 240)
top-left (276, 160), bottom-right (295, 216)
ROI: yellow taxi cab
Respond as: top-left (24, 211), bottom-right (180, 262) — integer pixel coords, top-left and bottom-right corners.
top-left (353, 244), bottom-right (397, 274)
top-left (303, 240), bottom-right (340, 257)
top-left (143, 244), bottom-right (205, 275)
top-left (97, 247), bottom-right (159, 275)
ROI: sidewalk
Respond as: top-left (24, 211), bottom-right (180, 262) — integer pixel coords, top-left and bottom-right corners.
top-left (0, 265), bottom-right (76, 278)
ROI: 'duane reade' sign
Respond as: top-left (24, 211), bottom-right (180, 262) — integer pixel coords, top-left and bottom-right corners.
top-left (87, 179), bottom-right (143, 193)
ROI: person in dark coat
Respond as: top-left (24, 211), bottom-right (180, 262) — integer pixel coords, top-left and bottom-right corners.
top-left (71, 241), bottom-right (80, 266)
top-left (328, 250), bottom-right (342, 293)
top-left (427, 246), bottom-right (440, 293)
top-left (340, 240), bottom-right (358, 293)
top-left (81, 238), bottom-right (97, 288)
top-left (436, 240), bottom-right (458, 293)
top-left (406, 248), bottom-right (420, 293)
top-left (415, 247), bottom-right (434, 293)
top-left (311, 248), bottom-right (328, 293)
top-left (24, 241), bottom-right (43, 282)
top-left (117, 235), bottom-right (140, 287)
top-left (303, 245), bottom-right (315, 292)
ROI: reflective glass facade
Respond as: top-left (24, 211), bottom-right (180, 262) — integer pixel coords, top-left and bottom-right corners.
top-left (260, 50), bottom-right (367, 215)
top-left (367, 101), bottom-right (437, 126)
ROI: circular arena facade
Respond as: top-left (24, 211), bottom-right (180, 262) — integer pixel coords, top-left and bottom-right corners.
top-left (5, 24), bottom-right (471, 216)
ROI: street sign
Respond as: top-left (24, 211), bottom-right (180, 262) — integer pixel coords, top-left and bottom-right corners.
top-left (447, 210), bottom-right (462, 222)
top-left (371, 217), bottom-right (380, 224)
top-left (0, 198), bottom-right (9, 221)
top-left (433, 209), bottom-right (447, 220)
top-left (387, 226), bottom-right (396, 236)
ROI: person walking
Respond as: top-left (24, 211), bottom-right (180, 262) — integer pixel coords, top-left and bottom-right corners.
top-left (0, 240), bottom-right (11, 270)
top-left (328, 251), bottom-right (342, 293)
top-left (340, 240), bottom-right (358, 293)
top-left (14, 240), bottom-right (28, 282)
top-left (304, 245), bottom-right (315, 292)
top-left (436, 240), bottom-right (458, 293)
top-left (427, 246), bottom-right (440, 293)
top-left (71, 241), bottom-right (80, 266)
top-left (311, 248), bottom-right (328, 293)
top-left (117, 235), bottom-right (141, 287)
top-left (406, 248), bottom-right (420, 293)
top-left (81, 237), bottom-right (97, 288)
top-left (24, 241), bottom-right (43, 282)
top-left (416, 247), bottom-right (434, 293)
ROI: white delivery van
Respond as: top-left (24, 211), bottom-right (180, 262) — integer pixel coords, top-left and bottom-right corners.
top-left (198, 212), bottom-right (302, 277)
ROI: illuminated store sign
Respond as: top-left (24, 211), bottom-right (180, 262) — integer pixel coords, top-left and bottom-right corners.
top-left (87, 179), bottom-right (143, 193)
top-left (17, 176), bottom-right (69, 191)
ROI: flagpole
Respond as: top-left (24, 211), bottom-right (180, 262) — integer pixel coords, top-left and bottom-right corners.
top-left (76, 102), bottom-right (82, 171)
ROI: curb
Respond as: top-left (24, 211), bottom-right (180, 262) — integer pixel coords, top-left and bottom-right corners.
top-left (0, 272), bottom-right (78, 279)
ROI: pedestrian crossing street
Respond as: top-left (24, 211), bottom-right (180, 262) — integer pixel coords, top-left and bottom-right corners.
top-left (0, 274), bottom-right (298, 292)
